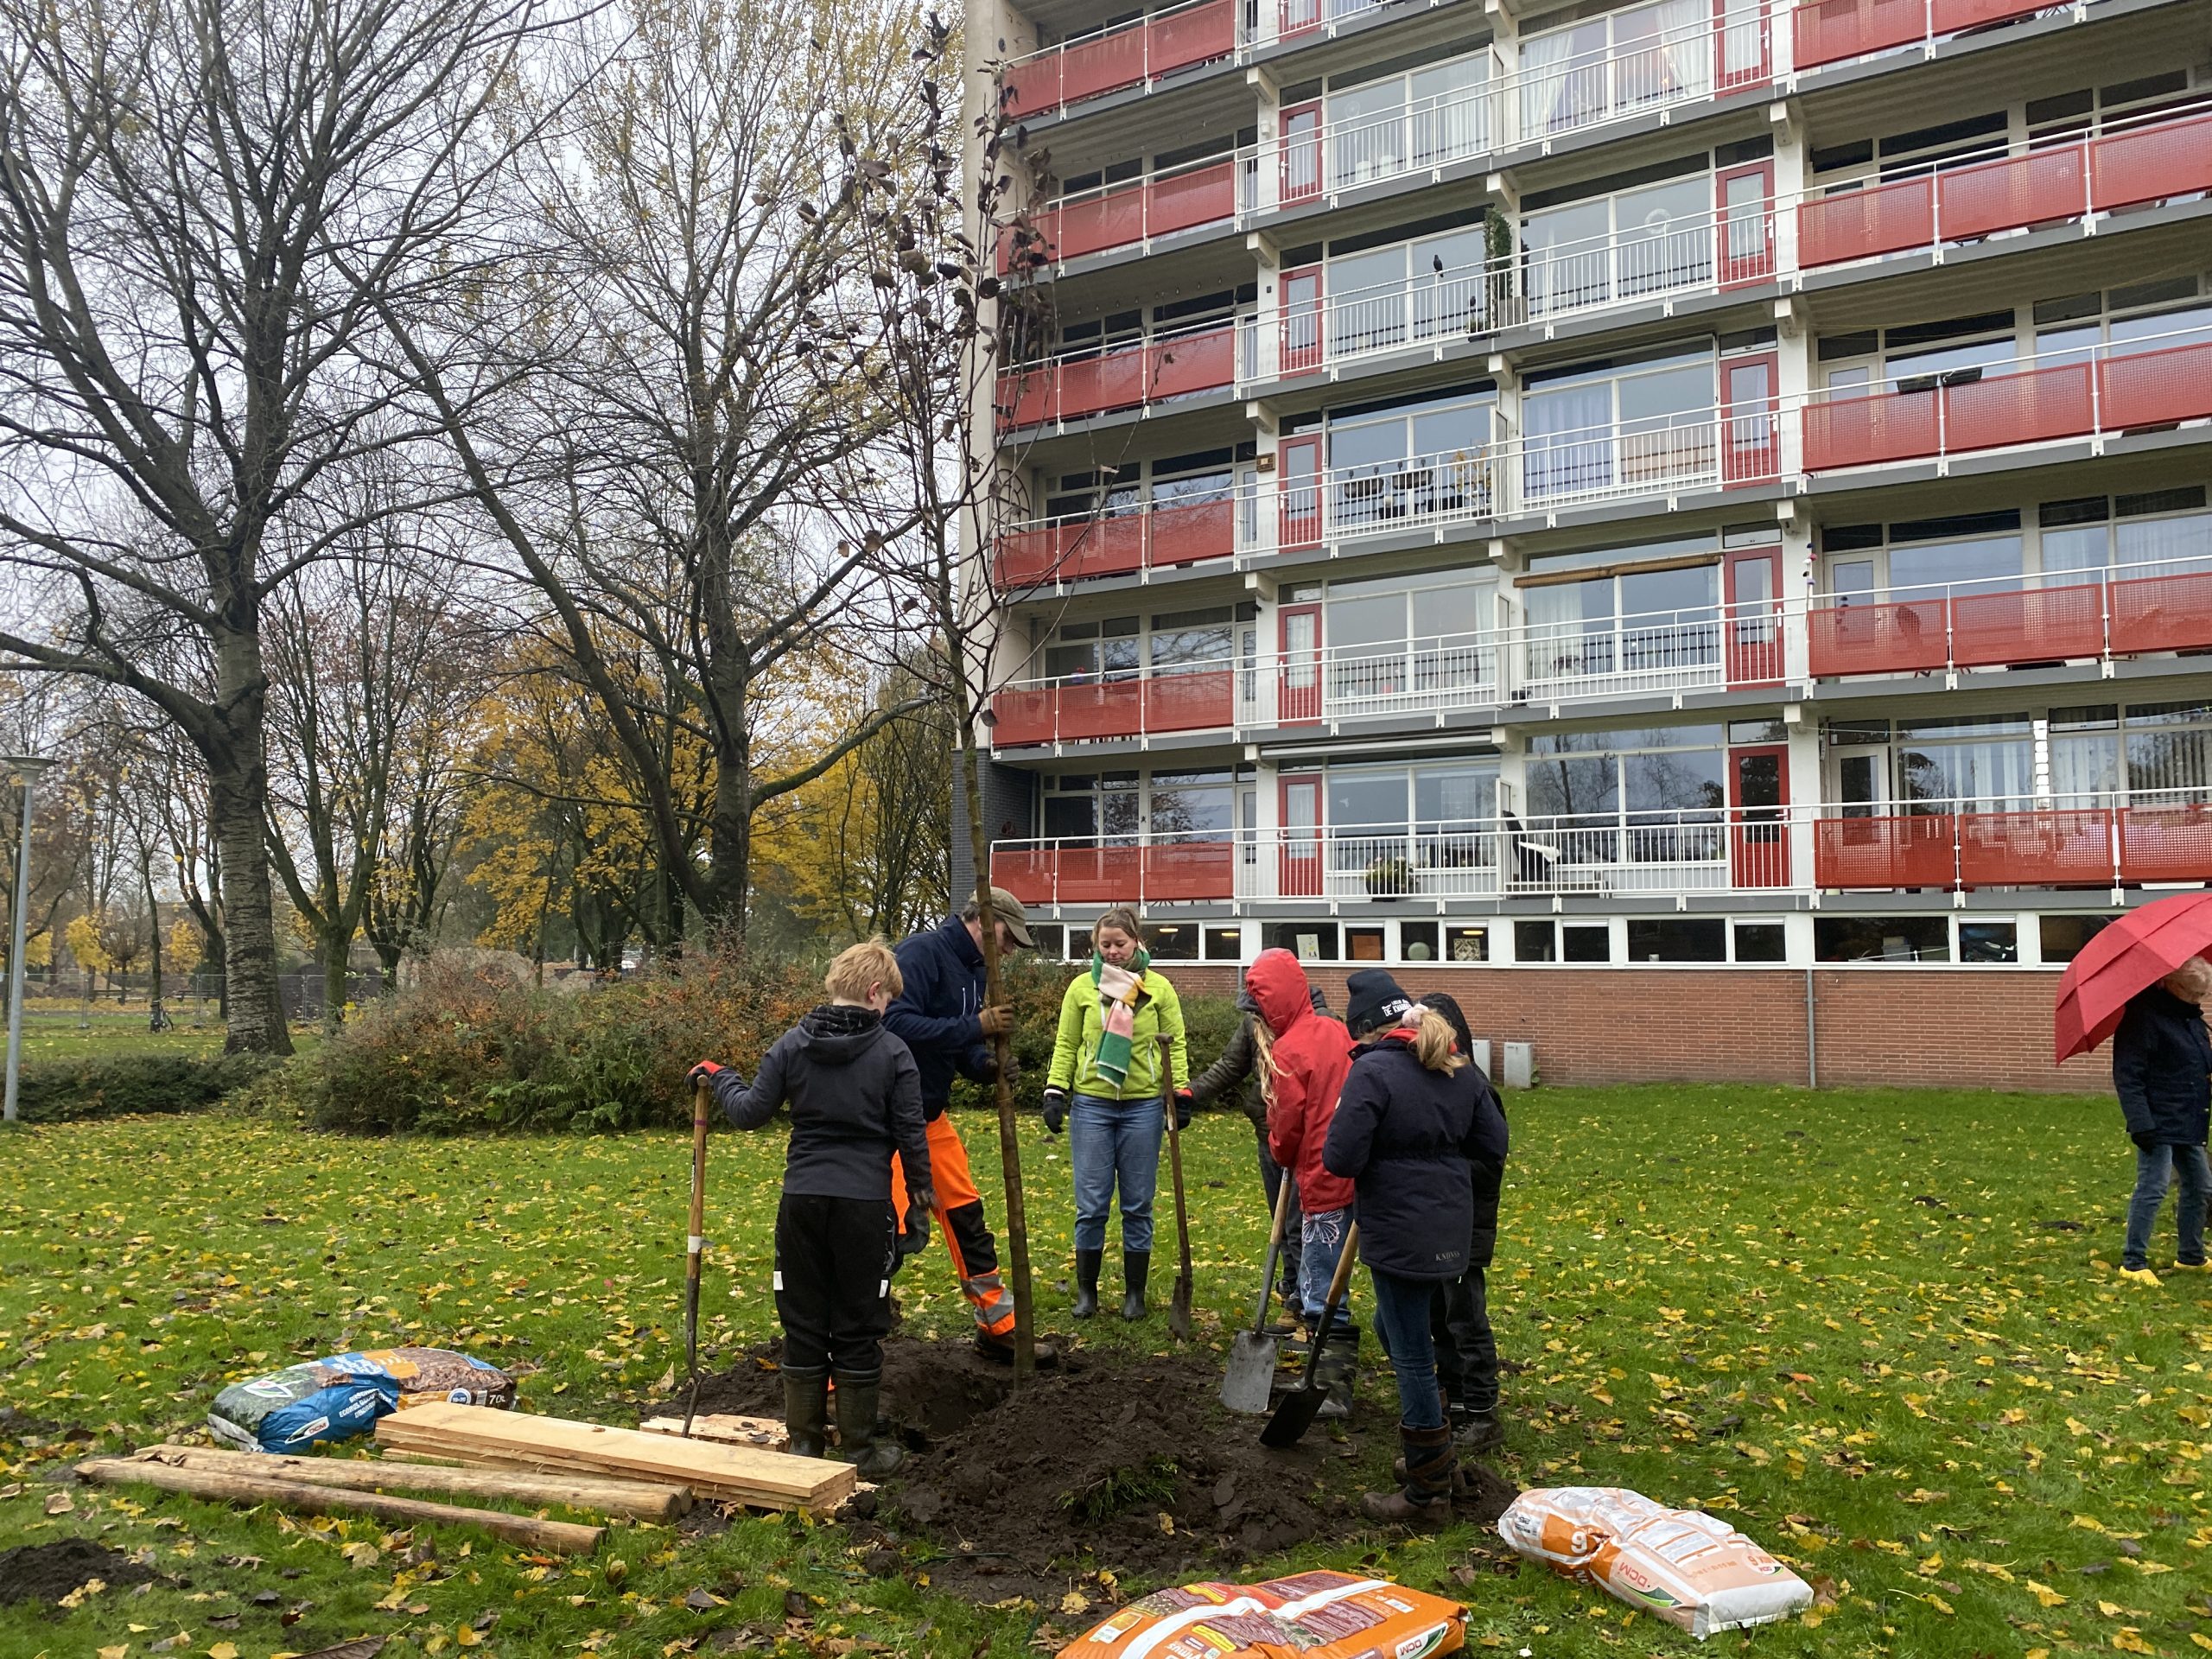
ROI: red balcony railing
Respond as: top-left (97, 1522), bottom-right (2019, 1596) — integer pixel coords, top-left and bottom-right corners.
top-left (995, 322), bottom-right (1237, 429)
top-left (990, 668), bottom-right (1237, 747)
top-left (1815, 793), bottom-right (2212, 891)
top-left (1802, 324), bottom-right (2212, 474)
top-left (999, 157), bottom-right (1240, 272)
top-left (1001, 0), bottom-right (1237, 121)
top-left (992, 497), bottom-right (1239, 589)
top-left (1798, 105), bottom-right (2212, 269)
top-left (993, 838), bottom-right (1238, 906)
top-left (1792, 0), bottom-right (2070, 70)
top-left (1808, 550), bottom-right (2212, 678)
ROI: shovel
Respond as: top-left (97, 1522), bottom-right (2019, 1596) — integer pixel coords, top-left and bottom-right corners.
top-left (1261, 1222), bottom-right (1358, 1449)
top-left (680, 1076), bottom-right (711, 1436)
top-left (1160, 1034), bottom-right (1195, 1341)
top-left (1222, 1176), bottom-right (1294, 1413)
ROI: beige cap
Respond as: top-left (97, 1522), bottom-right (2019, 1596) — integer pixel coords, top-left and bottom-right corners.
top-left (987, 886), bottom-right (1036, 949)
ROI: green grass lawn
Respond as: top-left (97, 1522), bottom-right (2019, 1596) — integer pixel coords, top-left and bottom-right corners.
top-left (3, 1086), bottom-right (2209, 1658)
top-left (9, 1012), bottom-right (321, 1064)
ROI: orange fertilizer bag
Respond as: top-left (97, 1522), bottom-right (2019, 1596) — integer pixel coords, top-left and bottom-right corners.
top-left (1056, 1569), bottom-right (1465, 1659)
top-left (1498, 1487), bottom-right (1812, 1639)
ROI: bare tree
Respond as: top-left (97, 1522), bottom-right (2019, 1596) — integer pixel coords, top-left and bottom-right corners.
top-left (0, 0), bottom-right (561, 1052)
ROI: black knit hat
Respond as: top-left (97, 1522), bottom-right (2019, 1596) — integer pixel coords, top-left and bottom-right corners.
top-left (1344, 968), bottom-right (1414, 1037)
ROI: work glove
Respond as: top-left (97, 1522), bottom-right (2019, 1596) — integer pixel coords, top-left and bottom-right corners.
top-left (687, 1060), bottom-right (724, 1087)
top-left (1001, 1049), bottom-right (1022, 1085)
top-left (1042, 1087), bottom-right (1069, 1135)
top-left (906, 1184), bottom-right (938, 1217)
top-left (977, 1005), bottom-right (1014, 1038)
top-left (1173, 1089), bottom-right (1195, 1131)
top-left (2132, 1132), bottom-right (2161, 1153)
top-left (899, 1204), bottom-right (931, 1256)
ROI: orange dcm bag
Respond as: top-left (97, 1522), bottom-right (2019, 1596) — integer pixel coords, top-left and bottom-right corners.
top-left (1057, 1569), bottom-right (1465, 1659)
top-left (1498, 1487), bottom-right (1813, 1639)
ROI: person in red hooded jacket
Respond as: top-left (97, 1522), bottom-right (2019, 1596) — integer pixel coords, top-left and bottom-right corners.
top-left (1249, 948), bottom-right (1359, 1417)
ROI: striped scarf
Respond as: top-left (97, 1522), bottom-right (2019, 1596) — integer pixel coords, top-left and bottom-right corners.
top-left (1090, 950), bottom-right (1152, 1090)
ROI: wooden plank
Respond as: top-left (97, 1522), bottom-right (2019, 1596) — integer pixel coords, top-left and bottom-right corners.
top-left (639, 1414), bottom-right (788, 1450)
top-left (374, 1431), bottom-right (849, 1515)
top-left (121, 1445), bottom-right (692, 1521)
top-left (76, 1456), bottom-right (603, 1554)
top-left (374, 1404), bottom-right (853, 1511)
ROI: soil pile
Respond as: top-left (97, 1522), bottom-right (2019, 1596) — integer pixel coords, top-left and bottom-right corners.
top-left (0, 1538), bottom-right (153, 1606)
top-left (666, 1337), bottom-right (1518, 1602)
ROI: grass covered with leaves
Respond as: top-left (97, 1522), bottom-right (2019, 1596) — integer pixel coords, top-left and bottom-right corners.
top-left (3, 1086), bottom-right (2209, 1658)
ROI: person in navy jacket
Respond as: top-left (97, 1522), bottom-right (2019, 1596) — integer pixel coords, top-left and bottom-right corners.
top-left (2113, 955), bottom-right (2212, 1284)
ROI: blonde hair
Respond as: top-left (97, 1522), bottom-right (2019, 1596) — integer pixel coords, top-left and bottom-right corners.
top-left (1094, 906), bottom-right (1143, 947)
top-left (1250, 1010), bottom-right (1284, 1109)
top-left (1407, 1005), bottom-right (1467, 1075)
top-left (824, 938), bottom-right (903, 1003)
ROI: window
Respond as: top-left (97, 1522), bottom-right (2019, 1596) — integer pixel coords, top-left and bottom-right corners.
top-left (1732, 920), bottom-right (1787, 962)
top-left (1324, 51), bottom-right (1488, 189)
top-left (1522, 543), bottom-right (1720, 688)
top-left (1524, 726), bottom-right (1726, 855)
top-left (1523, 174), bottom-right (1713, 317)
top-left (1346, 925), bottom-right (1389, 962)
top-left (1626, 918), bottom-right (1726, 961)
top-left (1401, 921), bottom-right (1440, 962)
top-left (1959, 921), bottom-right (2018, 963)
top-left (1515, 918), bottom-right (1557, 962)
top-left (1322, 575), bottom-right (1497, 707)
top-left (1040, 769), bottom-right (1243, 842)
top-left (1324, 389), bottom-right (1496, 531)
top-left (1446, 924), bottom-right (1491, 962)
top-left (1814, 916), bottom-right (1950, 962)
top-left (1203, 925), bottom-right (1246, 962)
top-left (1522, 346), bottom-right (1717, 501)
top-left (1894, 715), bottom-right (2033, 810)
top-left (1027, 924), bottom-right (1068, 959)
top-left (2038, 913), bottom-right (2111, 963)
top-left (1262, 922), bottom-right (1339, 961)
top-left (1520, 0), bottom-right (1708, 138)
top-left (1563, 923), bottom-right (1612, 962)
top-left (1325, 225), bottom-right (1491, 356)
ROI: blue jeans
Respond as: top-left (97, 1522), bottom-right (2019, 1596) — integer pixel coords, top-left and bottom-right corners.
top-left (2125, 1141), bottom-right (2210, 1269)
top-left (1298, 1206), bottom-right (1356, 1336)
top-left (1369, 1267), bottom-right (1446, 1430)
top-left (1071, 1093), bottom-right (1162, 1253)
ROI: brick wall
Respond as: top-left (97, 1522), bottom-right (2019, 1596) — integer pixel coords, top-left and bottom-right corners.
top-left (1157, 963), bottom-right (2112, 1095)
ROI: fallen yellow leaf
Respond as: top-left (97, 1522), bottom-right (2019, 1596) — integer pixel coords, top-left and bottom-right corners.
top-left (209, 1644), bottom-right (240, 1659)
top-left (2026, 1580), bottom-right (2069, 1608)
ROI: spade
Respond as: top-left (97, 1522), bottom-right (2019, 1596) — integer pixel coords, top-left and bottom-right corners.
top-left (1261, 1223), bottom-right (1358, 1448)
top-left (1222, 1179), bottom-right (1294, 1414)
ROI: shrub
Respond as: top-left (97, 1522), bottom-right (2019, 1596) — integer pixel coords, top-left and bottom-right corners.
top-left (302, 947), bottom-right (1244, 1135)
top-left (10, 1054), bottom-right (273, 1124)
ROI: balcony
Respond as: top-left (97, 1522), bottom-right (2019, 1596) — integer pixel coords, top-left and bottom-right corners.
top-left (1001, 0), bottom-right (1238, 121)
top-left (1001, 154), bottom-right (1245, 272)
top-left (995, 320), bottom-right (1241, 431)
top-left (1808, 549), bottom-right (2212, 678)
top-left (992, 806), bottom-right (1796, 906)
top-left (1814, 791), bottom-right (2212, 890)
top-left (1802, 322), bottom-right (2212, 474)
top-left (991, 791), bottom-right (2212, 907)
top-left (1792, 0), bottom-right (2096, 71)
top-left (993, 496), bottom-right (1240, 588)
top-left (988, 632), bottom-right (1503, 749)
top-left (1519, 597), bottom-right (1784, 702)
top-left (1798, 103), bottom-right (2212, 270)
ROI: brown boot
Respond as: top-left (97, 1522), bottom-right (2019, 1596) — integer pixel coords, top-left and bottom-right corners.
top-left (1363, 1422), bottom-right (1454, 1526)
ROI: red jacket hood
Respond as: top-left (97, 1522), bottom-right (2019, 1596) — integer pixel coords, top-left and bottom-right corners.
top-left (1246, 949), bottom-right (1313, 1038)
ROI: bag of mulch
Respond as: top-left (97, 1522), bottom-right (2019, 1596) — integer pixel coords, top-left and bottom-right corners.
top-left (1057, 1569), bottom-right (1465, 1659)
top-left (208, 1347), bottom-right (515, 1453)
top-left (1498, 1487), bottom-right (1813, 1639)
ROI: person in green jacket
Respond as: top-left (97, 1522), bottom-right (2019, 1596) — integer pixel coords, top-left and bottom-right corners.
top-left (1041, 906), bottom-right (1192, 1320)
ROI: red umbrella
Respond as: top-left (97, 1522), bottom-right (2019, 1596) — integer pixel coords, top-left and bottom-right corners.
top-left (2053, 890), bottom-right (2212, 1063)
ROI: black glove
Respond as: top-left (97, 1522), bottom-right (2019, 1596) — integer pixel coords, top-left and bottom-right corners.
top-left (907, 1184), bottom-right (938, 1216)
top-left (974, 1052), bottom-right (998, 1086)
top-left (1042, 1088), bottom-right (1068, 1135)
top-left (1173, 1090), bottom-right (1195, 1131)
top-left (2132, 1132), bottom-right (2160, 1153)
top-left (900, 1198), bottom-right (932, 1256)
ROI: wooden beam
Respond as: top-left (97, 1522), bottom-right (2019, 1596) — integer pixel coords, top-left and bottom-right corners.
top-left (74, 1457), bottom-right (604, 1554)
top-left (120, 1445), bottom-right (690, 1522)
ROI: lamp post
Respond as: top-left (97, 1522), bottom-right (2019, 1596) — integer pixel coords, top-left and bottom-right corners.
top-left (4, 755), bottom-right (53, 1126)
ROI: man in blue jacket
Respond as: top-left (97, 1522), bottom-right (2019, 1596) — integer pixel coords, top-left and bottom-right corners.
top-left (886, 888), bottom-right (1056, 1365)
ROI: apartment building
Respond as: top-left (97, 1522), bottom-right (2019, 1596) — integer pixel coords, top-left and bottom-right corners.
top-left (959, 0), bottom-right (2212, 1087)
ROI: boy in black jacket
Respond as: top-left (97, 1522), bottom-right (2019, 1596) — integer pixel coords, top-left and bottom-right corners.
top-left (691, 940), bottom-right (932, 1475)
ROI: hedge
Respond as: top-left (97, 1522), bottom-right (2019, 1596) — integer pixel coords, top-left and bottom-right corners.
top-left (9, 1054), bottom-right (275, 1125)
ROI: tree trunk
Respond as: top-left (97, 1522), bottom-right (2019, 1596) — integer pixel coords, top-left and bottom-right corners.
top-left (322, 930), bottom-right (350, 1031)
top-left (208, 753), bottom-right (294, 1056)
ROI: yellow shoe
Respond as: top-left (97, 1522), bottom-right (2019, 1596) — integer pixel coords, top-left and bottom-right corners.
top-left (2118, 1266), bottom-right (2162, 1287)
top-left (2172, 1260), bottom-right (2210, 1274)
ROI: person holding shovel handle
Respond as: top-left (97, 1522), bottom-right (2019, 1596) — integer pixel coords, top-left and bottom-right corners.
top-left (1041, 907), bottom-right (1191, 1321)
top-left (1324, 969), bottom-right (1508, 1525)
top-left (690, 940), bottom-right (931, 1478)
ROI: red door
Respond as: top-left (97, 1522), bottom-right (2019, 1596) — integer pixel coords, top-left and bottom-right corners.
top-left (1720, 353), bottom-right (1779, 486)
top-left (1280, 775), bottom-right (1323, 897)
top-left (1279, 602), bottom-right (1323, 724)
top-left (1281, 265), bottom-right (1323, 376)
top-left (1715, 162), bottom-right (1774, 287)
top-left (1281, 0), bottom-right (1322, 39)
top-left (1713, 0), bottom-right (1771, 93)
top-left (1724, 543), bottom-right (1784, 686)
top-left (1728, 744), bottom-right (1790, 888)
top-left (1281, 102), bottom-right (1323, 207)
top-left (1277, 433), bottom-right (1323, 548)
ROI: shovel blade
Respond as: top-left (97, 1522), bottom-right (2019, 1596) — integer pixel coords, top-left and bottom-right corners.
top-left (1220, 1332), bottom-right (1280, 1414)
top-left (1168, 1279), bottom-right (1194, 1341)
top-left (1259, 1381), bottom-right (1327, 1448)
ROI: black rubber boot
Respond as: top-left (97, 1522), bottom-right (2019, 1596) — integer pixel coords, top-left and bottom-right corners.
top-left (1071, 1248), bottom-right (1103, 1319)
top-left (1456, 1408), bottom-right (1503, 1454)
top-left (1121, 1250), bottom-right (1151, 1320)
top-left (782, 1365), bottom-right (830, 1460)
top-left (832, 1370), bottom-right (903, 1479)
top-left (1313, 1324), bottom-right (1359, 1421)
top-left (1364, 1422), bottom-right (1454, 1525)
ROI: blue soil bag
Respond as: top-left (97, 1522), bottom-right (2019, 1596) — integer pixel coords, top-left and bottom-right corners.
top-left (207, 1347), bottom-right (516, 1453)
